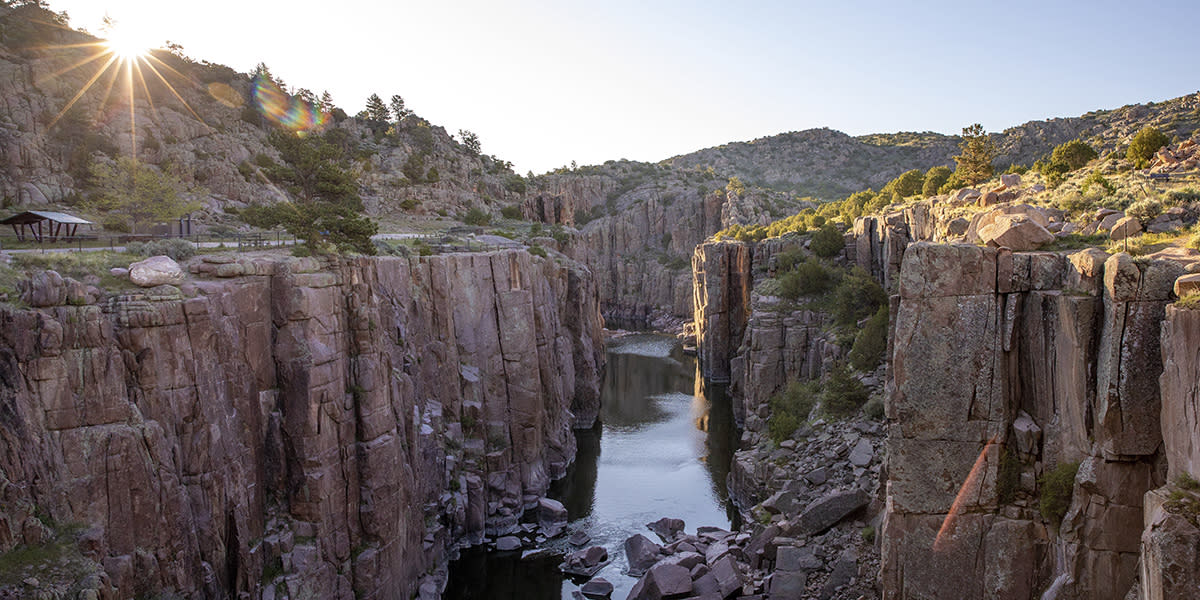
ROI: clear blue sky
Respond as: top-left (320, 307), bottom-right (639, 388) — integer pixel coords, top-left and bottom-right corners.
top-left (47, 0), bottom-right (1200, 174)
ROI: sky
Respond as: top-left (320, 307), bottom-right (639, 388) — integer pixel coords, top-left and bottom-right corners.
top-left (44, 0), bottom-right (1200, 174)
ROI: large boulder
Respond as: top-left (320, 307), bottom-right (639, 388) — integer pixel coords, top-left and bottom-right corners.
top-left (1108, 216), bottom-right (1143, 241)
top-left (624, 534), bottom-right (662, 577)
top-left (129, 255), bottom-right (184, 287)
top-left (795, 488), bottom-right (870, 535)
top-left (19, 270), bottom-right (66, 307)
top-left (1175, 273), bottom-right (1200, 298)
top-left (538, 498), bottom-right (568, 537)
top-left (978, 215), bottom-right (1054, 251)
top-left (646, 517), bottom-right (685, 543)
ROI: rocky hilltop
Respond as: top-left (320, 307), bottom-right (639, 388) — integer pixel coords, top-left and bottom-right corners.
top-left (665, 95), bottom-right (1200, 200)
top-left (0, 250), bottom-right (604, 599)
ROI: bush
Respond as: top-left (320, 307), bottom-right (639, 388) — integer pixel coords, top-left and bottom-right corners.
top-left (863, 396), bottom-right (884, 421)
top-left (1080, 171), bottom-right (1115, 196)
top-left (848, 306), bottom-right (889, 371)
top-left (1166, 187), bottom-right (1200, 205)
top-left (779, 258), bottom-right (834, 299)
top-left (822, 362), bottom-right (869, 419)
top-left (923, 166), bottom-right (952, 197)
top-left (888, 169), bottom-right (925, 198)
top-left (500, 205), bottom-right (524, 220)
top-left (776, 248), bottom-right (805, 272)
top-left (832, 267), bottom-right (887, 327)
top-left (810, 224), bottom-right (845, 258)
top-left (527, 244), bottom-right (547, 258)
top-left (126, 238), bottom-right (196, 261)
top-left (767, 380), bottom-right (819, 443)
top-left (462, 207), bottom-right (491, 226)
top-left (1038, 461), bottom-right (1080, 528)
top-left (1127, 126), bottom-right (1170, 168)
top-left (1050, 139), bottom-right (1098, 170)
top-left (1126, 198), bottom-right (1163, 223)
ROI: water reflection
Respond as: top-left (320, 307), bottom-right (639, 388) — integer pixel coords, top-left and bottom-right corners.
top-left (444, 334), bottom-right (737, 599)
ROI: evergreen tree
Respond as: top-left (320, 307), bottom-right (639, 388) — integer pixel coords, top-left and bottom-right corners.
top-left (365, 93), bottom-right (390, 124)
top-left (458, 129), bottom-right (481, 155)
top-left (1127, 126), bottom-right (1170, 168)
top-left (953, 124), bottom-right (995, 185)
top-left (241, 130), bottom-right (377, 254)
top-left (390, 95), bottom-right (412, 122)
top-left (922, 166), bottom-right (952, 197)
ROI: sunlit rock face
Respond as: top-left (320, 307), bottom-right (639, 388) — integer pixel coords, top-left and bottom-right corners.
top-left (879, 242), bottom-right (1188, 600)
top-left (0, 250), bottom-right (603, 599)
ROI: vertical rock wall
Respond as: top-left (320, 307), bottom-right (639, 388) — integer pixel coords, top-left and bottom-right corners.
top-left (0, 251), bottom-right (604, 599)
top-left (881, 243), bottom-right (1185, 600)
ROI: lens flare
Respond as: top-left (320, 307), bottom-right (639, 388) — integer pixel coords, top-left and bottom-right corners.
top-left (252, 75), bottom-right (329, 133)
top-left (101, 19), bottom-right (156, 60)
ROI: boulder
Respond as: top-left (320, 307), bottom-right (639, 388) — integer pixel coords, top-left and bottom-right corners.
top-left (848, 438), bottom-right (874, 467)
top-left (1000, 173), bottom-right (1022, 188)
top-left (625, 534), bottom-right (662, 577)
top-left (495, 536), bottom-right (522, 551)
top-left (947, 217), bottom-right (970, 237)
top-left (1175, 273), bottom-right (1200, 298)
top-left (647, 517), bottom-right (685, 543)
top-left (761, 490), bottom-right (800, 515)
top-left (796, 488), bottom-right (870, 535)
top-left (129, 255), bottom-right (184, 287)
top-left (1108, 216), bottom-right (1143, 241)
top-left (1098, 211), bottom-right (1125, 232)
top-left (562, 546), bottom-right (609, 577)
top-left (538, 497), bottom-right (568, 537)
top-left (19, 270), bottom-right (66, 307)
top-left (1011, 411), bottom-right (1042, 457)
top-left (644, 563), bottom-right (691, 599)
top-left (709, 554), bottom-right (744, 597)
top-left (580, 577), bottom-right (614, 599)
top-left (978, 215), bottom-right (1054, 251)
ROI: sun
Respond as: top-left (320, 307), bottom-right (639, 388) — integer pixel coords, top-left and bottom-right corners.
top-left (101, 19), bottom-right (156, 60)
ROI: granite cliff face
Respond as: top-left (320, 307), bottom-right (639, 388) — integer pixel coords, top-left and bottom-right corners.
top-left (0, 250), bottom-right (604, 599)
top-left (692, 217), bottom-right (1200, 598)
top-left (527, 165), bottom-right (804, 326)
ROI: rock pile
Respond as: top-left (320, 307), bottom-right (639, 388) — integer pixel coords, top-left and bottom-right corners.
top-left (1146, 138), bottom-right (1200, 174)
top-left (608, 418), bottom-right (885, 600)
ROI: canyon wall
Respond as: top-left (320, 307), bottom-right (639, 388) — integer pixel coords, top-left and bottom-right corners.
top-left (693, 215), bottom-right (1200, 598)
top-left (528, 170), bottom-right (800, 326)
top-left (0, 250), bottom-right (604, 599)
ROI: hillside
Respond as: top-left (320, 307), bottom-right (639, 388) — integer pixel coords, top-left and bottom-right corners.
top-left (0, 4), bottom-right (521, 230)
top-left (664, 93), bottom-right (1200, 200)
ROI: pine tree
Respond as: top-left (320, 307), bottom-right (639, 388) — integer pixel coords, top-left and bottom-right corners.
top-left (953, 124), bottom-right (995, 185)
top-left (390, 95), bottom-right (412, 122)
top-left (458, 129), bottom-right (481, 155)
top-left (365, 94), bottom-right (389, 123)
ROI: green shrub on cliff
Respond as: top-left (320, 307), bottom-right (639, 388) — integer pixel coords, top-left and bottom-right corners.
top-left (1165, 474), bottom-right (1200, 527)
top-left (779, 258), bottom-right (835, 299)
top-left (922, 166), bottom-right (952, 197)
top-left (1038, 461), bottom-right (1080, 528)
top-left (848, 305), bottom-right (889, 371)
top-left (821, 362), bottom-right (869, 419)
top-left (832, 267), bottom-right (887, 327)
top-left (810, 224), bottom-right (845, 258)
top-left (768, 380), bottom-right (819, 443)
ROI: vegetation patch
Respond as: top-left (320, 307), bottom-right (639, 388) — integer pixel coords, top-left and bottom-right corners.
top-left (1038, 461), bottom-right (1080, 528)
top-left (1164, 473), bottom-right (1200, 528)
top-left (767, 380), bottom-right (819, 443)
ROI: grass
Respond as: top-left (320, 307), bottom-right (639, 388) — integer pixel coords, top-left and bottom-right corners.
top-left (1104, 231), bottom-right (1185, 256)
top-left (2, 250), bottom-right (141, 297)
top-left (1164, 473), bottom-right (1200, 528)
top-left (1176, 293), bottom-right (1200, 310)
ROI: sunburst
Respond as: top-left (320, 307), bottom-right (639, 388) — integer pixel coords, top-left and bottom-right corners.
top-left (32, 14), bottom-right (213, 159)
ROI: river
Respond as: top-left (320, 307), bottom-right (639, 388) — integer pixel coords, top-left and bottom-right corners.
top-left (443, 333), bottom-right (738, 599)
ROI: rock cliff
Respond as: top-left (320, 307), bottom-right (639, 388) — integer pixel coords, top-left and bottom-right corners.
top-left (0, 250), bottom-right (604, 599)
top-left (528, 164), bottom-right (803, 326)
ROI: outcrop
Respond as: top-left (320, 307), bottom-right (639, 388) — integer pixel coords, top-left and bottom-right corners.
top-left (0, 250), bottom-right (604, 599)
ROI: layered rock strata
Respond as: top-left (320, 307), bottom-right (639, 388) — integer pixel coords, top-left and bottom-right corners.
top-left (0, 250), bottom-right (604, 599)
